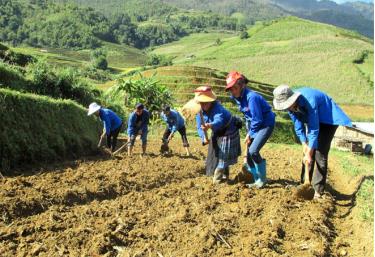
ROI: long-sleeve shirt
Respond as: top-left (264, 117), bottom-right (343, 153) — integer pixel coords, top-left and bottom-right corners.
top-left (99, 108), bottom-right (122, 135)
top-left (288, 87), bottom-right (352, 149)
top-left (127, 110), bottom-right (150, 136)
top-left (161, 109), bottom-right (185, 133)
top-left (231, 87), bottom-right (275, 138)
top-left (196, 101), bottom-right (237, 142)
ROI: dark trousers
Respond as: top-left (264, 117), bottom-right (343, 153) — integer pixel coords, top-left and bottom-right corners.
top-left (162, 126), bottom-right (189, 147)
top-left (107, 123), bottom-right (123, 152)
top-left (301, 123), bottom-right (338, 194)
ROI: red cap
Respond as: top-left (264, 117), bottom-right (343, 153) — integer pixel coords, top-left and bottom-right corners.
top-left (225, 71), bottom-right (245, 91)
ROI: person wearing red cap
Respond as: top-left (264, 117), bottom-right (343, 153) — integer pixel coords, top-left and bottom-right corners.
top-left (226, 71), bottom-right (275, 188)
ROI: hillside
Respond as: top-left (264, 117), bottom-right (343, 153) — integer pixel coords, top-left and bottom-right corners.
top-left (11, 42), bottom-right (147, 71)
top-left (152, 17), bottom-right (374, 108)
top-left (130, 65), bottom-right (274, 107)
top-left (161, 0), bottom-right (374, 37)
top-left (1, 0), bottom-right (243, 50)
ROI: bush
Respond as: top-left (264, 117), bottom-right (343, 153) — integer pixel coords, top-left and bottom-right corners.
top-left (0, 88), bottom-right (101, 173)
top-left (240, 31), bottom-right (249, 39)
top-left (25, 60), bottom-right (101, 106)
top-left (110, 73), bottom-right (173, 115)
top-left (146, 54), bottom-right (173, 67)
top-left (0, 48), bottom-right (36, 66)
top-left (81, 66), bottom-right (113, 82)
top-left (90, 49), bottom-right (108, 70)
top-left (353, 50), bottom-right (370, 64)
top-left (0, 62), bottom-right (29, 90)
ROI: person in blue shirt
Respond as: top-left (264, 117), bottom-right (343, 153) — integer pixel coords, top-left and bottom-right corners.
top-left (88, 102), bottom-right (123, 153)
top-left (127, 103), bottom-right (150, 156)
top-left (226, 71), bottom-right (276, 188)
top-left (160, 106), bottom-right (191, 156)
top-left (273, 85), bottom-right (352, 199)
top-left (194, 86), bottom-right (242, 184)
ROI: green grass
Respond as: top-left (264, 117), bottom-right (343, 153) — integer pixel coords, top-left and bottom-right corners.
top-left (357, 179), bottom-right (374, 222)
top-left (0, 88), bottom-right (101, 173)
top-left (152, 16), bottom-right (374, 106)
top-left (331, 149), bottom-right (374, 222)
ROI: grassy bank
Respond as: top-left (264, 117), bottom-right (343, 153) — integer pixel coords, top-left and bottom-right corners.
top-left (0, 88), bottom-right (101, 174)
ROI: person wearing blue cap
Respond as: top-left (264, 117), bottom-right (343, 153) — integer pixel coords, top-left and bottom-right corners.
top-left (273, 85), bottom-right (352, 199)
top-left (127, 103), bottom-right (150, 156)
top-left (160, 106), bottom-right (190, 156)
top-left (88, 102), bottom-right (123, 153)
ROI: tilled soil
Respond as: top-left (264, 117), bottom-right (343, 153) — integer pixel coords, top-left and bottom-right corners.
top-left (0, 140), bottom-right (372, 257)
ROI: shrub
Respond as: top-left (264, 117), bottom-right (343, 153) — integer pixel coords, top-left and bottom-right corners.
top-left (240, 31), bottom-right (249, 39)
top-left (111, 73), bottom-right (173, 115)
top-left (25, 60), bottom-right (101, 106)
top-left (146, 54), bottom-right (173, 67)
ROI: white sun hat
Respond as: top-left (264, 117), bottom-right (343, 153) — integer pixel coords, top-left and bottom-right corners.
top-left (273, 85), bottom-right (301, 111)
top-left (87, 102), bottom-right (101, 116)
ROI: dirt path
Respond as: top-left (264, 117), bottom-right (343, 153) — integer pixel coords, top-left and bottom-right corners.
top-left (325, 158), bottom-right (374, 257)
top-left (0, 140), bottom-right (372, 257)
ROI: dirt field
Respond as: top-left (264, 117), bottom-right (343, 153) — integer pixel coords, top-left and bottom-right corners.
top-left (0, 139), bottom-right (373, 257)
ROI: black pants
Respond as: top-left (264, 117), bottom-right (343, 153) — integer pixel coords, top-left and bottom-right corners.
top-left (107, 123), bottom-right (123, 152)
top-left (301, 123), bottom-right (338, 194)
top-left (162, 126), bottom-right (189, 147)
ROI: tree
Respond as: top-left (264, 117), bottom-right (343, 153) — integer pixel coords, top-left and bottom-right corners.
top-left (240, 30), bottom-right (249, 39)
top-left (90, 49), bottom-right (108, 70)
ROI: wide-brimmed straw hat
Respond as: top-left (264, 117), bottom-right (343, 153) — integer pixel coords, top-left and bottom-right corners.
top-left (273, 85), bottom-right (301, 110)
top-left (87, 102), bottom-right (101, 116)
top-left (194, 86), bottom-right (217, 103)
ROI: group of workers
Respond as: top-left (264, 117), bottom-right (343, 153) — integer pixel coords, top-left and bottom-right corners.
top-left (87, 71), bottom-right (352, 200)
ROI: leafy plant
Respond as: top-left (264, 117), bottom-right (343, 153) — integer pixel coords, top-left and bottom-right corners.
top-left (114, 73), bottom-right (173, 115)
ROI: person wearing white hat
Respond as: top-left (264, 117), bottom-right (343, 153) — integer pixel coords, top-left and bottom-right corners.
top-left (194, 86), bottom-right (242, 184)
top-left (88, 102), bottom-right (123, 153)
top-left (273, 85), bottom-right (352, 199)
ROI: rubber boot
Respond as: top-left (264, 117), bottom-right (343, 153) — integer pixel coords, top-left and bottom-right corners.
top-left (242, 163), bottom-right (258, 183)
top-left (247, 159), bottom-right (266, 188)
top-left (213, 168), bottom-right (224, 184)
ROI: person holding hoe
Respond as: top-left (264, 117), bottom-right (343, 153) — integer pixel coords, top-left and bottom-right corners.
top-left (226, 71), bottom-right (275, 188)
top-left (87, 102), bottom-right (123, 153)
top-left (193, 86), bottom-right (242, 184)
top-left (160, 105), bottom-right (191, 156)
top-left (127, 103), bottom-right (150, 156)
top-left (273, 85), bottom-right (352, 199)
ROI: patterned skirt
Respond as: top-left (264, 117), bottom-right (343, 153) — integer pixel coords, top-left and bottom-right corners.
top-left (205, 130), bottom-right (241, 175)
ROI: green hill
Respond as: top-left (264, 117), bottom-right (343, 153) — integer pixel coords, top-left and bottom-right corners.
top-left (161, 0), bottom-right (374, 38)
top-left (1, 0), bottom-right (242, 50)
top-left (152, 17), bottom-right (374, 107)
